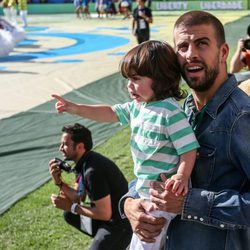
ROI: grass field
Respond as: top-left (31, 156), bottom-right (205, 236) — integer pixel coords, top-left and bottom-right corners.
top-left (0, 10), bottom-right (249, 250)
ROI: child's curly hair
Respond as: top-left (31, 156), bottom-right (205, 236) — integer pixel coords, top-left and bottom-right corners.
top-left (120, 40), bottom-right (187, 101)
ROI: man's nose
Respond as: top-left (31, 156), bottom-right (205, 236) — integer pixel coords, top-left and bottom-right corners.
top-left (186, 45), bottom-right (198, 61)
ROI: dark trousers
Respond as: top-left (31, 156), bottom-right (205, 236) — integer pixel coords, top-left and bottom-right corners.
top-left (64, 211), bottom-right (132, 250)
top-left (136, 29), bottom-right (150, 44)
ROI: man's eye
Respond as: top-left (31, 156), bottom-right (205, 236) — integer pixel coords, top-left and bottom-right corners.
top-left (198, 41), bottom-right (208, 47)
top-left (178, 45), bottom-right (188, 52)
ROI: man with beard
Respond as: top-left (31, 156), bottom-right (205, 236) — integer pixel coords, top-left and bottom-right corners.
top-left (49, 123), bottom-right (132, 250)
top-left (120, 10), bottom-right (250, 250)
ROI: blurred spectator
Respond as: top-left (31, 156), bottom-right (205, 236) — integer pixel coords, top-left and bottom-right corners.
top-left (119, 0), bottom-right (131, 19)
top-left (82, 0), bottom-right (91, 18)
top-left (73, 0), bottom-right (83, 18)
top-left (2, 0), bottom-right (17, 25)
top-left (107, 0), bottom-right (117, 16)
top-left (18, 0), bottom-right (28, 27)
top-left (95, 0), bottom-right (107, 18)
top-left (0, 17), bottom-right (25, 57)
top-left (0, 20), bottom-right (15, 57)
top-left (230, 25), bottom-right (250, 73)
top-left (132, 0), bottom-right (152, 44)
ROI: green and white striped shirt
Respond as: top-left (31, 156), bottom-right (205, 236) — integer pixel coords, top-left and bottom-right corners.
top-left (113, 98), bottom-right (199, 197)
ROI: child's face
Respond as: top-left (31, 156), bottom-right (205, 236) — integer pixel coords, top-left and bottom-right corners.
top-left (127, 75), bottom-right (155, 102)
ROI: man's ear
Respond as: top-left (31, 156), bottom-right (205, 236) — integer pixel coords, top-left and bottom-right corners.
top-left (77, 142), bottom-right (86, 152)
top-left (220, 42), bottom-right (229, 64)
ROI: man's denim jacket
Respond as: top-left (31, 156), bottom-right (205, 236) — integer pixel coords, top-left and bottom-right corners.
top-left (119, 75), bottom-right (250, 250)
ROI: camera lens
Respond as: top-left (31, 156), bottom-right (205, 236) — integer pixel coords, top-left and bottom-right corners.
top-left (244, 39), bottom-right (250, 50)
top-left (54, 158), bottom-right (72, 172)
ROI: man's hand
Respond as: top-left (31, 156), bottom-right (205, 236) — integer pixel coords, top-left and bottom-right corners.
top-left (124, 198), bottom-right (166, 243)
top-left (49, 158), bottom-right (62, 186)
top-left (150, 181), bottom-right (185, 215)
top-left (237, 38), bottom-right (245, 51)
top-left (51, 193), bottom-right (72, 211)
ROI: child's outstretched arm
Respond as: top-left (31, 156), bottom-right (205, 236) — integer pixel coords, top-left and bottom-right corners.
top-left (52, 94), bottom-right (119, 122)
top-left (163, 149), bottom-right (197, 196)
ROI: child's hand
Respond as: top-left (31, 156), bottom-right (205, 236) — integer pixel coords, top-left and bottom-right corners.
top-left (161, 173), bottom-right (189, 196)
top-left (52, 94), bottom-right (76, 114)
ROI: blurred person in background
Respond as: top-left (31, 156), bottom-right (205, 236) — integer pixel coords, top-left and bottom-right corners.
top-left (132, 0), bottom-right (152, 44)
top-left (120, 0), bottom-right (131, 19)
top-left (73, 0), bottom-right (83, 19)
top-left (82, 0), bottom-right (91, 18)
top-left (230, 25), bottom-right (250, 73)
top-left (18, 0), bottom-right (28, 27)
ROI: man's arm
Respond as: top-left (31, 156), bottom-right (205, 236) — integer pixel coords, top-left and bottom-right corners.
top-left (230, 38), bottom-right (245, 73)
top-left (51, 194), bottom-right (112, 221)
top-left (132, 17), bottom-right (136, 36)
top-left (49, 158), bottom-right (81, 203)
top-left (150, 112), bottom-right (250, 229)
top-left (150, 184), bottom-right (250, 230)
top-left (76, 195), bottom-right (112, 221)
top-left (60, 182), bottom-right (81, 203)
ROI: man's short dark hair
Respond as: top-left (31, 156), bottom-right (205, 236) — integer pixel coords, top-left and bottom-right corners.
top-left (174, 10), bottom-right (225, 47)
top-left (62, 123), bottom-right (93, 151)
top-left (247, 25), bottom-right (250, 37)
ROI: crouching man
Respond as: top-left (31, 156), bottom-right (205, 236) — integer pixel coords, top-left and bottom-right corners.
top-left (49, 123), bottom-right (132, 250)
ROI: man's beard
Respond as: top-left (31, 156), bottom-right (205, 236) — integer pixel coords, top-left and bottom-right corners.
top-left (63, 154), bottom-right (73, 161)
top-left (182, 62), bottom-right (219, 92)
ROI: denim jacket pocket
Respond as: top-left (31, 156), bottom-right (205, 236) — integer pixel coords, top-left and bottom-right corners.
top-left (192, 144), bottom-right (216, 188)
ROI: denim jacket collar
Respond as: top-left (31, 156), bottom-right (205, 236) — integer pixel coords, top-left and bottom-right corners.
top-left (185, 74), bottom-right (238, 120)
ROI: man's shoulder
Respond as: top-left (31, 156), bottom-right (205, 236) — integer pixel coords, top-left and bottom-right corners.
top-left (84, 152), bottom-right (126, 184)
top-left (216, 83), bottom-right (250, 122)
top-left (214, 75), bottom-right (249, 108)
top-left (86, 151), bottom-right (118, 169)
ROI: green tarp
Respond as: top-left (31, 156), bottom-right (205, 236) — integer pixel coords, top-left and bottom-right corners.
top-left (0, 72), bottom-right (130, 215)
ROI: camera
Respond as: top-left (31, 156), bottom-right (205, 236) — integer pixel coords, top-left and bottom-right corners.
top-left (54, 158), bottom-right (72, 173)
top-left (244, 39), bottom-right (250, 50)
